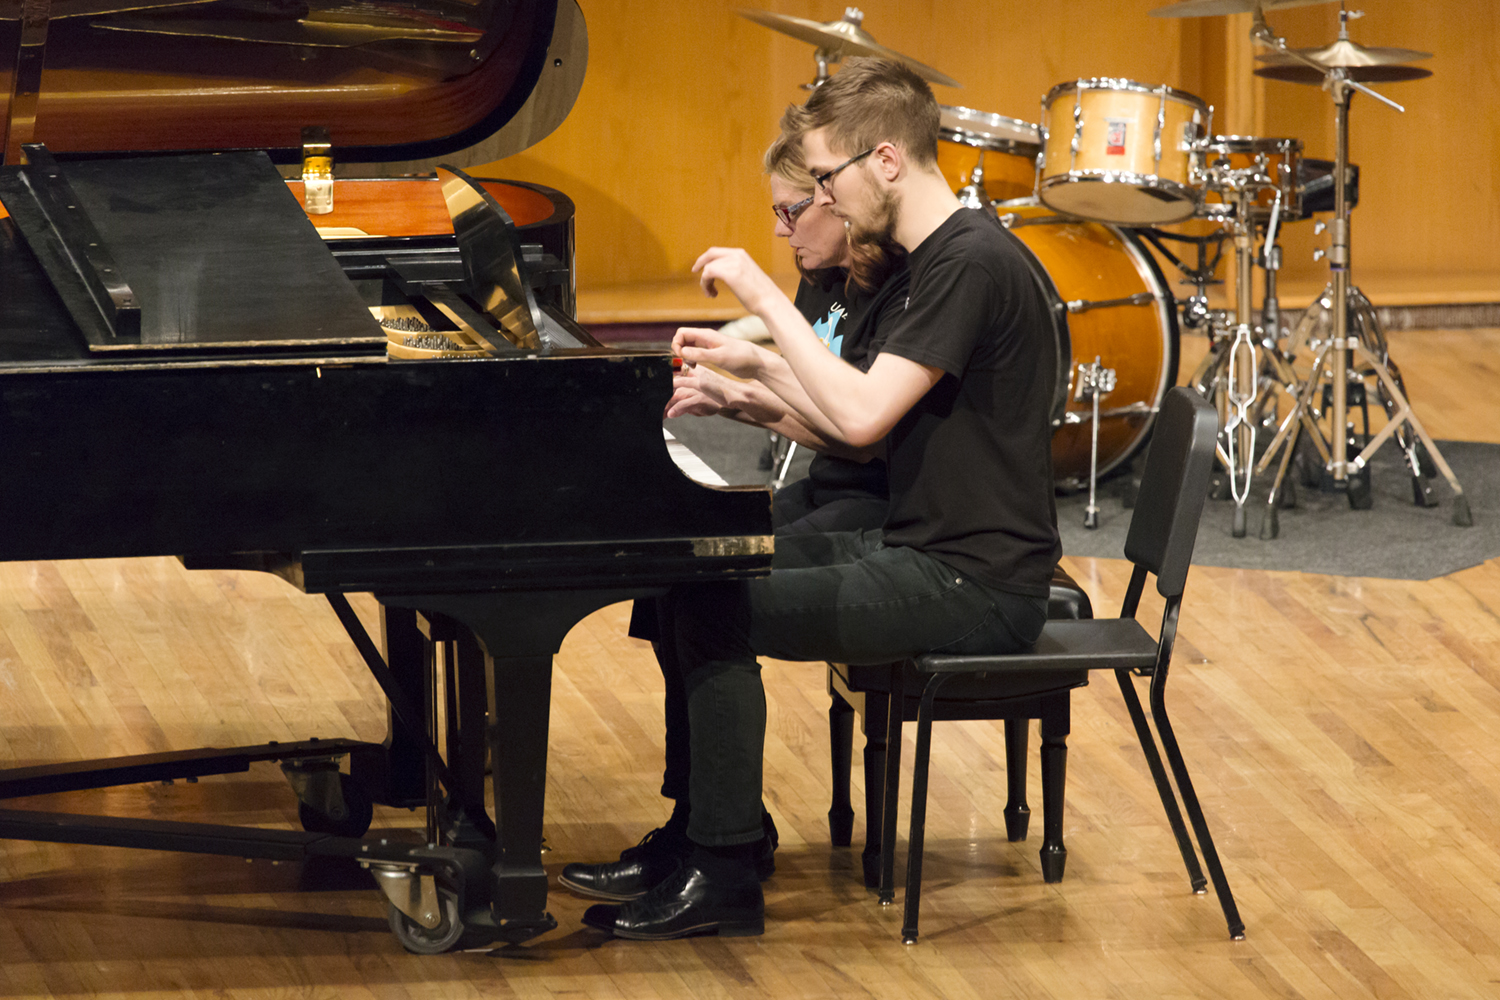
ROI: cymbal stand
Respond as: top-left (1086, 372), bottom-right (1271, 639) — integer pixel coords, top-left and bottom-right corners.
top-left (1249, 6), bottom-right (1471, 531)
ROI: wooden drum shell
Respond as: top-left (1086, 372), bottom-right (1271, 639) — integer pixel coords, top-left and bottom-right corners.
top-left (1000, 201), bottom-right (1179, 487)
top-left (1039, 79), bottom-right (1210, 225)
top-left (936, 106), bottom-right (1043, 205)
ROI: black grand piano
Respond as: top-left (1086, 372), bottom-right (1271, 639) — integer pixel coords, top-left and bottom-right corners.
top-left (0, 0), bottom-right (772, 952)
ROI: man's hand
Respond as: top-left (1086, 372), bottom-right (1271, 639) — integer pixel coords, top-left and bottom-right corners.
top-left (692, 247), bottom-right (782, 315)
top-left (665, 363), bottom-right (733, 418)
top-left (673, 328), bottom-right (767, 381)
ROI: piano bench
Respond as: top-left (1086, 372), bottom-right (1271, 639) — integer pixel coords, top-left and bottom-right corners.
top-left (826, 565), bottom-right (1094, 887)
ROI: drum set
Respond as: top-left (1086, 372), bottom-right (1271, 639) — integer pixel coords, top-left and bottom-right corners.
top-left (742, 2), bottom-right (1472, 538)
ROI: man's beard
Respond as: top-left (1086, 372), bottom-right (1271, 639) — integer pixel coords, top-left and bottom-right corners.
top-left (846, 188), bottom-right (899, 249)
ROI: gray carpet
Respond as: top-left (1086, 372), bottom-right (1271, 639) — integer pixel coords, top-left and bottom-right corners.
top-left (665, 415), bottom-right (1498, 582)
top-left (1058, 440), bottom-right (1498, 581)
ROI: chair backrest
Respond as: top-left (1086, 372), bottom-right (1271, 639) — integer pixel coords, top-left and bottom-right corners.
top-left (1123, 387), bottom-right (1219, 598)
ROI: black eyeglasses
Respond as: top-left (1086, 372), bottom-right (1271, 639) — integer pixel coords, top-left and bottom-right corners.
top-left (772, 194), bottom-right (814, 227)
top-left (811, 147), bottom-right (876, 192)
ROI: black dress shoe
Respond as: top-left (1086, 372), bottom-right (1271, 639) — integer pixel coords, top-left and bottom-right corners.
top-left (561, 812), bottom-right (780, 901)
top-left (559, 826), bottom-right (691, 902)
top-left (584, 861), bottom-right (763, 940)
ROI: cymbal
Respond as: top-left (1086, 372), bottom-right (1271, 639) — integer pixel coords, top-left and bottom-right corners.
top-left (1255, 63), bottom-right (1433, 84)
top-left (1257, 37), bottom-right (1432, 68)
top-left (1149, 0), bottom-right (1335, 18)
top-left (737, 8), bottom-right (961, 88)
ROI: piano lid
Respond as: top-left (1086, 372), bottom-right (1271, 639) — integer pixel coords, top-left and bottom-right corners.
top-left (0, 0), bottom-right (586, 171)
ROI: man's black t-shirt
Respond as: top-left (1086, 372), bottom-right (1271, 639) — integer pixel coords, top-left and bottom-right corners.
top-left (875, 208), bottom-right (1060, 598)
top-left (793, 265), bottom-right (909, 504)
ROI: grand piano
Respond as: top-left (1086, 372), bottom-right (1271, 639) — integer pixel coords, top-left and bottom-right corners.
top-left (0, 0), bottom-right (773, 952)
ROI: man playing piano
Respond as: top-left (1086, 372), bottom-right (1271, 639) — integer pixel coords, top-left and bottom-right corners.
top-left (579, 57), bottom-right (1060, 940)
top-left (557, 129), bottom-right (910, 903)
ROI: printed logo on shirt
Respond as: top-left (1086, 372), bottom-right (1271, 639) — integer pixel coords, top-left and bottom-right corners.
top-left (814, 303), bottom-right (846, 357)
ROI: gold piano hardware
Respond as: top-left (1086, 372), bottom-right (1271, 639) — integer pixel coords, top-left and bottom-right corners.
top-left (692, 536), bottom-right (775, 558)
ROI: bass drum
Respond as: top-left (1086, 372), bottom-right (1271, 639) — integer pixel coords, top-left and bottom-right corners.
top-left (996, 201), bottom-right (1179, 488)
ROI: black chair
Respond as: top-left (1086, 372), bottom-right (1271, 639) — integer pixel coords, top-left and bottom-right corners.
top-left (880, 386), bottom-right (1243, 944)
top-left (826, 566), bottom-right (1093, 888)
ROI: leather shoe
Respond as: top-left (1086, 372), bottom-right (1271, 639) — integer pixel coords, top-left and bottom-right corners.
top-left (560, 812), bottom-right (779, 902)
top-left (559, 826), bottom-right (690, 902)
top-left (582, 860), bottom-right (764, 940)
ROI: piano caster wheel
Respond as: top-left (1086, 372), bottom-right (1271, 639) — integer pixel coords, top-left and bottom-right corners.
top-left (387, 888), bottom-right (466, 954)
top-left (297, 773), bottom-right (373, 838)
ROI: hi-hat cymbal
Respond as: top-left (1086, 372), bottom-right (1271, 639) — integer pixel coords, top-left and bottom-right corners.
top-left (737, 8), bottom-right (961, 88)
top-left (1149, 0), bottom-right (1335, 18)
top-left (1257, 37), bottom-right (1433, 68)
top-left (1255, 63), bottom-right (1433, 84)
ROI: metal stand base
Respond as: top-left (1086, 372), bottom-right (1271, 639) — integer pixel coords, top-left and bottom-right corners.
top-left (1257, 282), bottom-right (1470, 529)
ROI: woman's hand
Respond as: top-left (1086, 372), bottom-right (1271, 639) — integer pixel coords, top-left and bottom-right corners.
top-left (672, 327), bottom-right (766, 380)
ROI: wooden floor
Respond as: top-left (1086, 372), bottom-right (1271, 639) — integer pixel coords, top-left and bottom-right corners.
top-left (2, 329), bottom-right (1498, 999)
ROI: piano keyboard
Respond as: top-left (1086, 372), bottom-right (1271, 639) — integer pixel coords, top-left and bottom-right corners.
top-left (664, 429), bottom-right (727, 487)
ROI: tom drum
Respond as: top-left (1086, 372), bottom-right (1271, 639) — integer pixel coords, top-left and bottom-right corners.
top-left (937, 105), bottom-right (1042, 204)
top-left (1039, 78), bottom-right (1210, 225)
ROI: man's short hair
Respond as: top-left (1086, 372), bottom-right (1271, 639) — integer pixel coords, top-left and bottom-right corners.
top-left (789, 57), bottom-right (940, 167)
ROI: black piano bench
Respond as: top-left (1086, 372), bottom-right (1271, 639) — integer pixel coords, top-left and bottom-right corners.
top-left (826, 564), bottom-right (1094, 889)
top-left (874, 388), bottom-right (1244, 944)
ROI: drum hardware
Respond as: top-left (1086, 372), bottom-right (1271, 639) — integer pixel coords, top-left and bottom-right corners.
top-left (736, 8), bottom-right (961, 90)
top-left (956, 157), bottom-right (988, 210)
top-left (1246, 3), bottom-right (1469, 531)
top-left (1076, 358), bottom-right (1118, 529)
top-left (995, 211), bottom-right (1072, 230)
top-left (1066, 292), bottom-right (1156, 314)
top-left (1137, 160), bottom-right (1300, 537)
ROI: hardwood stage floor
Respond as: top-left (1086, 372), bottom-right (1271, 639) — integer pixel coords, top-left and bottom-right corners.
top-left (1, 330), bottom-right (1497, 999)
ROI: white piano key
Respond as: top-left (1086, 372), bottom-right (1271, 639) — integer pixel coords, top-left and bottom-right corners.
top-left (664, 428), bottom-right (727, 487)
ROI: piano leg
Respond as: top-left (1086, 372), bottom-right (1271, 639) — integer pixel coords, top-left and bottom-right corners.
top-left (380, 588), bottom-right (653, 944)
top-left (347, 607), bottom-right (428, 808)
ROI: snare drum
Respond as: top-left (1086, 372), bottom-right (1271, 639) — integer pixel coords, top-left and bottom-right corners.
top-left (996, 201), bottom-right (1180, 487)
top-left (937, 105), bottom-right (1042, 204)
top-left (1039, 78), bottom-right (1210, 225)
top-left (1196, 136), bottom-right (1302, 221)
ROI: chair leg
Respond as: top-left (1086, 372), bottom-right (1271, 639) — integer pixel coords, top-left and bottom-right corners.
top-left (1115, 667), bottom-right (1208, 892)
top-left (1038, 695), bottom-right (1069, 883)
top-left (901, 678), bottom-right (948, 946)
top-left (1003, 719), bottom-right (1030, 842)
top-left (829, 691), bottom-right (855, 847)
top-left (1149, 665), bottom-right (1246, 940)
top-left (860, 691), bottom-right (890, 888)
top-left (878, 666), bottom-right (904, 905)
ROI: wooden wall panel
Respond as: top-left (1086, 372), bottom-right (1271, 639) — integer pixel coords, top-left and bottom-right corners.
top-left (477, 0), bottom-right (1498, 302)
top-left (1246, 1), bottom-right (1500, 297)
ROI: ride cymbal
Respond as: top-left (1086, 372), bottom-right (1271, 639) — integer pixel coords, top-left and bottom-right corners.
top-left (1149, 0), bottom-right (1335, 18)
top-left (1256, 37), bottom-right (1432, 68)
top-left (1254, 63), bottom-right (1433, 84)
top-left (737, 8), bottom-right (961, 88)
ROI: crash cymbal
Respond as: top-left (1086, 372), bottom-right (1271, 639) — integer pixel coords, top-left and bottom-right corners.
top-left (1149, 0), bottom-right (1335, 18)
top-left (737, 8), bottom-right (961, 88)
top-left (1256, 37), bottom-right (1432, 68)
top-left (1255, 63), bottom-right (1432, 84)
